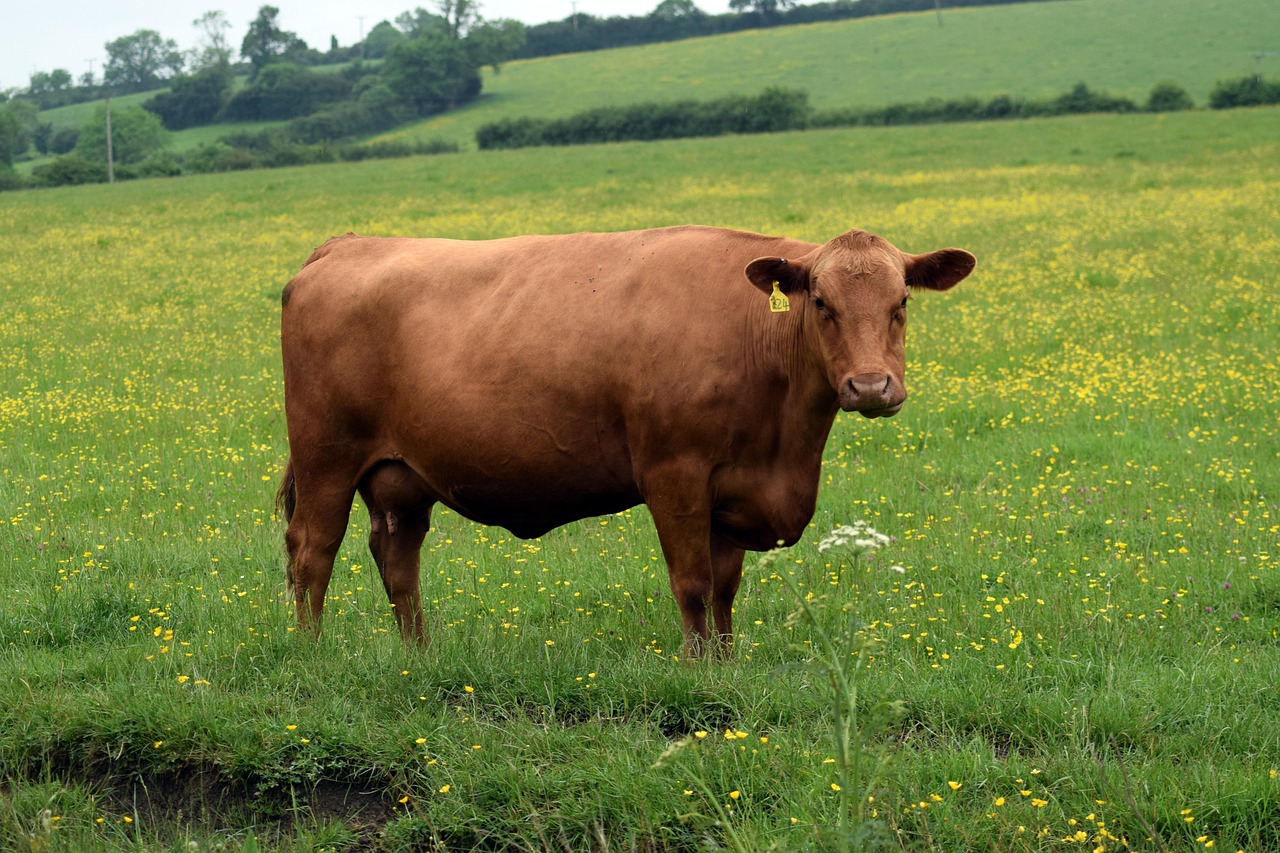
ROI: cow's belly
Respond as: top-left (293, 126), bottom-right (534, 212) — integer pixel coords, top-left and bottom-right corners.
top-left (443, 482), bottom-right (642, 539)
top-left (385, 408), bottom-right (641, 539)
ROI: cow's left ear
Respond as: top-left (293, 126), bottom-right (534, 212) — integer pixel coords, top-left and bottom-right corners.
top-left (745, 256), bottom-right (810, 296)
top-left (902, 248), bottom-right (976, 291)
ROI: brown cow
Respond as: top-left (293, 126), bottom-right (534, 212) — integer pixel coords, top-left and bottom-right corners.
top-left (277, 226), bottom-right (974, 656)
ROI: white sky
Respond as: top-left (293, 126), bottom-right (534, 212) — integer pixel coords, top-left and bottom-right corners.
top-left (2, 0), bottom-right (736, 92)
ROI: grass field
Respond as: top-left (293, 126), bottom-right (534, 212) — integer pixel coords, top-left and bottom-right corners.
top-left (2, 106), bottom-right (1278, 851)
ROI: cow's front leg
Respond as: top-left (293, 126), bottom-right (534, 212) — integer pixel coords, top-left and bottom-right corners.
top-left (710, 534), bottom-right (746, 655)
top-left (645, 467), bottom-right (717, 658)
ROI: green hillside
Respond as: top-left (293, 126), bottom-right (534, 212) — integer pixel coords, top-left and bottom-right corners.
top-left (21, 0), bottom-right (1277, 168)
top-left (382, 0), bottom-right (1276, 148)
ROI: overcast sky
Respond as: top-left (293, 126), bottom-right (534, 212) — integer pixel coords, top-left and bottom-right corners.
top-left (2, 0), bottom-right (736, 91)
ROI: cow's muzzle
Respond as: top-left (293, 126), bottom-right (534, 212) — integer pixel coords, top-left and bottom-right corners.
top-left (839, 373), bottom-right (906, 418)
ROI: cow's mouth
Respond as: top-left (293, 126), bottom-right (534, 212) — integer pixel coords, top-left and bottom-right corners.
top-left (858, 403), bottom-right (903, 419)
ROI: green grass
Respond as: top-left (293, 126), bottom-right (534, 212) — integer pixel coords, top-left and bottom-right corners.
top-left (385, 0), bottom-right (1280, 148)
top-left (2, 107), bottom-right (1278, 850)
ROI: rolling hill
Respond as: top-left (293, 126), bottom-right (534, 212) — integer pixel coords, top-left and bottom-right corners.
top-left (380, 0), bottom-right (1276, 149)
top-left (26, 0), bottom-right (1280, 162)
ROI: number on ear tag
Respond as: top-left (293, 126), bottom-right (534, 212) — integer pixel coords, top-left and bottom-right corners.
top-left (768, 281), bottom-right (790, 313)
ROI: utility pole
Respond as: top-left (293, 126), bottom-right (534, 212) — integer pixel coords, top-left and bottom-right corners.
top-left (934, 0), bottom-right (944, 27)
top-left (357, 16), bottom-right (366, 59)
top-left (105, 92), bottom-right (114, 184)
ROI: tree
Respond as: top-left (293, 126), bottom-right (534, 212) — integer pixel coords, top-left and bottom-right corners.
top-left (75, 104), bottom-right (170, 166)
top-left (28, 69), bottom-right (73, 97)
top-left (436, 0), bottom-right (481, 39)
top-left (241, 6), bottom-right (307, 75)
top-left (104, 29), bottom-right (185, 92)
top-left (651, 0), bottom-right (704, 19)
top-left (464, 19), bottom-right (526, 72)
top-left (190, 11), bottom-right (233, 71)
top-left (144, 65), bottom-right (233, 129)
top-left (395, 7), bottom-right (448, 39)
top-left (26, 69), bottom-right (76, 108)
top-left (380, 32), bottom-right (480, 116)
top-left (0, 99), bottom-right (38, 163)
top-left (364, 20), bottom-right (406, 58)
top-left (728, 0), bottom-right (794, 15)
top-left (0, 106), bottom-right (24, 167)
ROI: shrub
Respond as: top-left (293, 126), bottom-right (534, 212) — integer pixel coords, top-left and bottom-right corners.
top-left (74, 104), bottom-right (170, 166)
top-left (144, 66), bottom-right (232, 130)
top-left (32, 155), bottom-right (110, 187)
top-left (0, 168), bottom-right (28, 191)
top-left (381, 33), bottom-right (482, 117)
top-left (220, 63), bottom-right (352, 122)
top-left (49, 128), bottom-right (79, 155)
top-left (1209, 75), bottom-right (1280, 109)
top-left (1044, 82), bottom-right (1137, 116)
top-left (183, 142), bottom-right (257, 173)
top-left (1146, 81), bottom-right (1194, 112)
top-left (476, 87), bottom-right (809, 150)
top-left (134, 152), bottom-right (184, 177)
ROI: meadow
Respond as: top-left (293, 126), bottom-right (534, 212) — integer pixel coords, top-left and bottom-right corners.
top-left (1, 105), bottom-right (1278, 851)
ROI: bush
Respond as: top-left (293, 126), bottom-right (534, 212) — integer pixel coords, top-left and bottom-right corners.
top-left (477, 87), bottom-right (810, 150)
top-left (74, 104), bottom-right (170, 166)
top-left (337, 139), bottom-right (459, 161)
top-left (338, 140), bottom-right (415, 161)
top-left (32, 155), bottom-right (110, 187)
top-left (134, 152), bottom-right (184, 177)
top-left (49, 127), bottom-right (79, 155)
top-left (1209, 75), bottom-right (1280, 109)
top-left (283, 97), bottom-right (408, 145)
top-left (0, 168), bottom-right (29, 191)
top-left (1146, 81), bottom-right (1194, 112)
top-left (220, 63), bottom-right (352, 121)
top-left (381, 34), bottom-right (482, 117)
top-left (144, 66), bottom-right (232, 130)
top-left (183, 142), bottom-right (257, 173)
top-left (1044, 82), bottom-right (1137, 116)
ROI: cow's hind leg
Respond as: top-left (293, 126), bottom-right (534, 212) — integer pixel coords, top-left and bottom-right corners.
top-left (285, 473), bottom-right (358, 637)
top-left (358, 461), bottom-right (434, 643)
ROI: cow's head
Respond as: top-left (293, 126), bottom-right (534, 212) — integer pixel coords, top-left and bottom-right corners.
top-left (746, 230), bottom-right (974, 418)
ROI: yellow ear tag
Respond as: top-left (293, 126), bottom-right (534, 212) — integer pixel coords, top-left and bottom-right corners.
top-left (768, 281), bottom-right (790, 313)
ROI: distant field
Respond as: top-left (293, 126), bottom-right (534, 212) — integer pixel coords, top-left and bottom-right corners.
top-left (386, 0), bottom-right (1278, 148)
top-left (2, 107), bottom-right (1278, 850)
top-left (25, 0), bottom-right (1278, 166)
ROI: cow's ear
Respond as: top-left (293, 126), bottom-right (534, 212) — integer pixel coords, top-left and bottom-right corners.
top-left (902, 248), bottom-right (976, 291)
top-left (745, 256), bottom-right (810, 295)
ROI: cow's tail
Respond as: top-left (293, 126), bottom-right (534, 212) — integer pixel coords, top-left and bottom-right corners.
top-left (276, 456), bottom-right (297, 523)
top-left (276, 457), bottom-right (297, 590)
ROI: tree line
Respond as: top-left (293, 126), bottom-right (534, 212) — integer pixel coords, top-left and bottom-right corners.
top-left (474, 78), bottom-right (1280, 150)
top-left (514, 0), bottom-right (1062, 61)
top-left (0, 2), bottom-right (525, 178)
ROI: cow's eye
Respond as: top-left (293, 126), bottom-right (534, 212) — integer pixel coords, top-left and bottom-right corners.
top-left (900, 296), bottom-right (909, 308)
top-left (813, 297), bottom-right (826, 310)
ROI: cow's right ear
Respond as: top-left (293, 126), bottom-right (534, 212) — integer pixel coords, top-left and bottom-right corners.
top-left (745, 256), bottom-right (810, 296)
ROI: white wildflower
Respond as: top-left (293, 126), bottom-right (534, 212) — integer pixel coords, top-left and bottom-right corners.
top-left (817, 521), bottom-right (890, 556)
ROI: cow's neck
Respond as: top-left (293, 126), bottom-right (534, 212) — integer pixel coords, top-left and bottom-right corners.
top-left (746, 297), bottom-right (840, 452)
